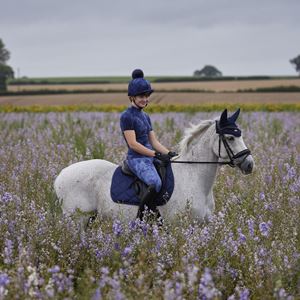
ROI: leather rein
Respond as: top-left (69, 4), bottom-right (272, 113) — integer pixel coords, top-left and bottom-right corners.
top-left (171, 121), bottom-right (251, 168)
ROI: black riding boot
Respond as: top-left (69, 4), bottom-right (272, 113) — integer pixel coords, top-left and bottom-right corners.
top-left (137, 185), bottom-right (161, 221)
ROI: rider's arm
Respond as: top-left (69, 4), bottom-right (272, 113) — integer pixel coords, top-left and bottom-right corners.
top-left (149, 131), bottom-right (169, 154)
top-left (123, 130), bottom-right (155, 157)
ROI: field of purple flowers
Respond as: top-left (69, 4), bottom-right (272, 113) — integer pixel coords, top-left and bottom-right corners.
top-left (0, 111), bottom-right (299, 299)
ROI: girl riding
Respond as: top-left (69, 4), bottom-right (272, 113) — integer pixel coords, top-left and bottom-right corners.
top-left (120, 69), bottom-right (177, 220)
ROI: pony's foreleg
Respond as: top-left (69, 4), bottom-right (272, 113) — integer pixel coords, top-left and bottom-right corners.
top-left (75, 209), bottom-right (99, 232)
top-left (86, 212), bottom-right (98, 229)
top-left (62, 206), bottom-right (97, 232)
top-left (79, 215), bottom-right (91, 232)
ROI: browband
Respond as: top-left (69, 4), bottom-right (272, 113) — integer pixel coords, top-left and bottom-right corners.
top-left (216, 121), bottom-right (241, 137)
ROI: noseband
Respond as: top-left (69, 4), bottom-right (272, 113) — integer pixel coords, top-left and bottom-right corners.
top-left (218, 134), bottom-right (251, 168)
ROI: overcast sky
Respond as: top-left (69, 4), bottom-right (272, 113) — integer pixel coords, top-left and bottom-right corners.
top-left (1, 0), bottom-right (300, 77)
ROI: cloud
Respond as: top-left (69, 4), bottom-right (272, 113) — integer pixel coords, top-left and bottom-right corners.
top-left (1, 0), bottom-right (300, 76)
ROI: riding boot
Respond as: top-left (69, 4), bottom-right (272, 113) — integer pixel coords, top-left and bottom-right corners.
top-left (137, 185), bottom-right (160, 221)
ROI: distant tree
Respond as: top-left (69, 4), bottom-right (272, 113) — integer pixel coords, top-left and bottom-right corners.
top-left (0, 64), bottom-right (14, 78)
top-left (0, 38), bottom-right (14, 79)
top-left (290, 55), bottom-right (300, 75)
top-left (0, 39), bottom-right (10, 64)
top-left (194, 65), bottom-right (222, 77)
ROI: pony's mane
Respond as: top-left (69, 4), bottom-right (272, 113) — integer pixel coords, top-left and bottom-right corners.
top-left (179, 119), bottom-right (215, 153)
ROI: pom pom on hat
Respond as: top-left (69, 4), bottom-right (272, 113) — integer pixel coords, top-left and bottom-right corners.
top-left (132, 69), bottom-right (144, 79)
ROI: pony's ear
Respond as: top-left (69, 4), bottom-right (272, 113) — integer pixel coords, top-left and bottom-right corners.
top-left (228, 108), bottom-right (240, 123)
top-left (220, 109), bottom-right (228, 125)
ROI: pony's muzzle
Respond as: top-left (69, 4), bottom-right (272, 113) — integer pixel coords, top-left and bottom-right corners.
top-left (239, 155), bottom-right (254, 175)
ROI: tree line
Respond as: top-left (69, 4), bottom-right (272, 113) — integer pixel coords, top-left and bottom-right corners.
top-left (0, 39), bottom-right (14, 79)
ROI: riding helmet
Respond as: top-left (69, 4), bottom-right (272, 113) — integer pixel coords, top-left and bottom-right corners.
top-left (128, 69), bottom-right (154, 96)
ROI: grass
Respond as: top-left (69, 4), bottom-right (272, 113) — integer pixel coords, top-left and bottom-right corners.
top-left (8, 75), bottom-right (300, 85)
top-left (3, 85), bottom-right (300, 97)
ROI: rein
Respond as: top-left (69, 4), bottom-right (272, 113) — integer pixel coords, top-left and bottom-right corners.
top-left (171, 160), bottom-right (231, 165)
top-left (170, 121), bottom-right (251, 167)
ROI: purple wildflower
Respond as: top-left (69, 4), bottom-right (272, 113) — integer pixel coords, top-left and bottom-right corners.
top-left (198, 268), bottom-right (221, 299)
top-left (122, 246), bottom-right (132, 257)
top-left (0, 273), bottom-right (10, 298)
top-left (239, 288), bottom-right (250, 300)
top-left (1, 192), bottom-right (13, 203)
top-left (290, 178), bottom-right (300, 193)
top-left (175, 282), bottom-right (183, 297)
top-left (112, 220), bottom-right (123, 237)
top-left (247, 219), bottom-right (255, 237)
top-left (237, 228), bottom-right (247, 244)
top-left (48, 266), bottom-right (60, 274)
top-left (92, 287), bottom-right (102, 300)
top-left (109, 275), bottom-right (125, 300)
top-left (0, 273), bottom-right (10, 286)
top-left (4, 238), bottom-right (13, 265)
top-left (259, 192), bottom-right (265, 201)
top-left (259, 222), bottom-right (271, 237)
top-left (264, 174), bottom-right (272, 184)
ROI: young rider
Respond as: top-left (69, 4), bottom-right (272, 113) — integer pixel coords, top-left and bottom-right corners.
top-left (120, 69), bottom-right (177, 220)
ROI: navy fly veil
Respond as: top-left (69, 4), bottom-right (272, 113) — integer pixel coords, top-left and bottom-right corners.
top-left (216, 108), bottom-right (241, 137)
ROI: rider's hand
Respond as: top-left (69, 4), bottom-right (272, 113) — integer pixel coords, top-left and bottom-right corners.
top-left (154, 152), bottom-right (171, 162)
top-left (168, 151), bottom-right (178, 158)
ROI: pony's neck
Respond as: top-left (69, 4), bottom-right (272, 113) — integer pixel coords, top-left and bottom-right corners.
top-left (179, 123), bottom-right (217, 162)
top-left (177, 123), bottom-right (218, 196)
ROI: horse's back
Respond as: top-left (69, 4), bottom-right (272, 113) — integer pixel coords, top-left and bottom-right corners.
top-left (55, 159), bottom-right (116, 185)
top-left (54, 159), bottom-right (117, 213)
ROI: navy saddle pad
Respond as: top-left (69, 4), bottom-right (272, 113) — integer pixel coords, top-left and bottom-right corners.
top-left (110, 162), bottom-right (174, 206)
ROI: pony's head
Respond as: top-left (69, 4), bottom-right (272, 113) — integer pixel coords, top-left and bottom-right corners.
top-left (212, 108), bottom-right (254, 174)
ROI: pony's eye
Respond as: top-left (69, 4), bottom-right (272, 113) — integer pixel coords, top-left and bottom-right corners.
top-left (227, 136), bottom-right (235, 141)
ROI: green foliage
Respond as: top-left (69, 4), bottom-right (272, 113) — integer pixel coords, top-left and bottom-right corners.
top-left (237, 85), bottom-right (300, 92)
top-left (0, 103), bottom-right (299, 113)
top-left (0, 39), bottom-right (14, 84)
top-left (0, 63), bottom-right (14, 79)
top-left (0, 71), bottom-right (6, 91)
top-left (0, 38), bottom-right (10, 64)
top-left (91, 141), bottom-right (106, 159)
top-left (194, 65), bottom-right (222, 77)
top-left (290, 54), bottom-right (300, 75)
top-left (8, 75), bottom-right (299, 85)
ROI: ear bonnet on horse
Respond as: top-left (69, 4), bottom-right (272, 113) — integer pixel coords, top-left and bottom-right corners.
top-left (216, 108), bottom-right (241, 137)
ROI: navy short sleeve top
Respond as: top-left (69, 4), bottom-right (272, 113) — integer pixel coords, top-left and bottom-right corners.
top-left (120, 106), bottom-right (153, 158)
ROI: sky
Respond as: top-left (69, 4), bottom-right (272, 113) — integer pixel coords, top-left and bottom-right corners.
top-left (1, 0), bottom-right (300, 78)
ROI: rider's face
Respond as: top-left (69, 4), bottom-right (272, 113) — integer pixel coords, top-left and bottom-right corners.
top-left (133, 93), bottom-right (150, 108)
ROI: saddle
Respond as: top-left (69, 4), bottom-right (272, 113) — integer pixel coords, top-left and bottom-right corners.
top-left (121, 160), bottom-right (167, 200)
top-left (110, 160), bottom-right (174, 206)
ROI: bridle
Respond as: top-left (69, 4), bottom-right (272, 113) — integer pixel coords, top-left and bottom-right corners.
top-left (217, 133), bottom-right (251, 167)
top-left (171, 121), bottom-right (251, 167)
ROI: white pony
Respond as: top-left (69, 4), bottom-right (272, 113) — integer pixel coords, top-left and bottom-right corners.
top-left (54, 109), bottom-right (254, 226)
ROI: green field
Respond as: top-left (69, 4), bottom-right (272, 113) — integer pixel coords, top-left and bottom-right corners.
top-left (8, 75), bottom-right (300, 85)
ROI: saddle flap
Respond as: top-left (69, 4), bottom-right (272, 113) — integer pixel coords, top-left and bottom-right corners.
top-left (121, 160), bottom-right (135, 176)
top-left (111, 163), bottom-right (175, 207)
